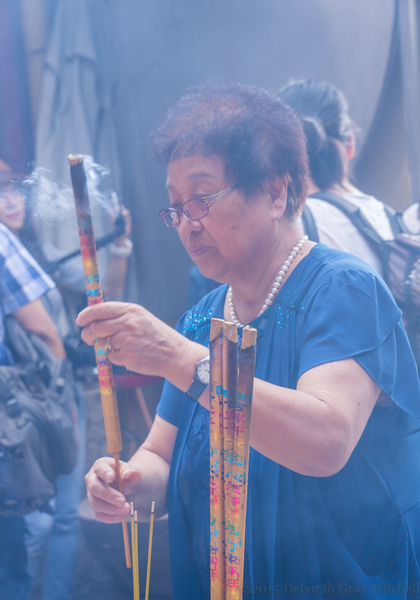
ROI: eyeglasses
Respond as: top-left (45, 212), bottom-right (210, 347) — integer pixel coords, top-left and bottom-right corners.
top-left (159, 185), bottom-right (238, 228)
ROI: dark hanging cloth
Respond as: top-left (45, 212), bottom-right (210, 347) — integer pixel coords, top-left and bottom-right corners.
top-left (0, 0), bottom-right (34, 173)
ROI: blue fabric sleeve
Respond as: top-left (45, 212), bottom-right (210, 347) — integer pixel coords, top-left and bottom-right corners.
top-left (156, 311), bottom-right (190, 428)
top-left (298, 268), bottom-right (420, 419)
top-left (156, 379), bottom-right (185, 427)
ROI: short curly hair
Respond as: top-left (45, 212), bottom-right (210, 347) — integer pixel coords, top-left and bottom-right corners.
top-left (151, 83), bottom-right (309, 218)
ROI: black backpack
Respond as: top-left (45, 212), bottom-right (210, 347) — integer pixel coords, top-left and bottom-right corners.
top-left (0, 315), bottom-right (79, 515)
top-left (302, 192), bottom-right (420, 370)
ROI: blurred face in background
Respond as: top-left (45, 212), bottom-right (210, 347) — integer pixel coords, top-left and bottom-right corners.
top-left (0, 182), bottom-right (26, 236)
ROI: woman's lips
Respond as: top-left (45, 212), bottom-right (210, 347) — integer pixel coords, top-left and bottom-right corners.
top-left (188, 243), bottom-right (211, 258)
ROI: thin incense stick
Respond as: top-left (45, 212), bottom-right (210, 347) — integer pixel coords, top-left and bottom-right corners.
top-left (134, 511), bottom-right (140, 600)
top-left (222, 322), bottom-right (239, 596)
top-left (209, 318), bottom-right (225, 600)
top-left (130, 503), bottom-right (136, 599)
top-left (144, 501), bottom-right (155, 600)
top-left (68, 154), bottom-right (131, 568)
top-left (228, 325), bottom-right (257, 599)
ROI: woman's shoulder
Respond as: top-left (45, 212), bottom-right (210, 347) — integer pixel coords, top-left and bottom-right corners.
top-left (298, 244), bottom-right (399, 315)
top-left (305, 243), bottom-right (382, 281)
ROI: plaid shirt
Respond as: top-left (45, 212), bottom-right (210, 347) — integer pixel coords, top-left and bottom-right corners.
top-left (0, 223), bottom-right (54, 362)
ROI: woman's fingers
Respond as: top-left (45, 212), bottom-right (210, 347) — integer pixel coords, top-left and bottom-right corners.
top-left (85, 457), bottom-right (141, 522)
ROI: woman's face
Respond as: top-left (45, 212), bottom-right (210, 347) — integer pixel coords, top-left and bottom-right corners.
top-left (0, 183), bottom-right (25, 235)
top-left (166, 155), bottom-right (277, 284)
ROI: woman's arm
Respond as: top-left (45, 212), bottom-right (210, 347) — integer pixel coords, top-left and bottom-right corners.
top-left (249, 358), bottom-right (380, 477)
top-left (13, 298), bottom-right (66, 359)
top-left (77, 302), bottom-right (380, 479)
top-left (85, 415), bottom-right (177, 522)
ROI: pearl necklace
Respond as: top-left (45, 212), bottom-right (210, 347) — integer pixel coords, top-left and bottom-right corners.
top-left (227, 235), bottom-right (308, 327)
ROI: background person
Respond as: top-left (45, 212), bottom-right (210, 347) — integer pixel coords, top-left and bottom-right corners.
top-left (279, 78), bottom-right (396, 276)
top-left (81, 84), bottom-right (420, 599)
top-left (0, 159), bottom-right (131, 600)
top-left (0, 169), bottom-right (63, 599)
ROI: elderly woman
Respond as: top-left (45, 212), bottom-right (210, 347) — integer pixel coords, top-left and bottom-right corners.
top-left (80, 84), bottom-right (420, 599)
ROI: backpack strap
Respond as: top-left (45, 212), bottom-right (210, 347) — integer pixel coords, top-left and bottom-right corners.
top-left (301, 204), bottom-right (320, 243)
top-left (308, 191), bottom-right (385, 246)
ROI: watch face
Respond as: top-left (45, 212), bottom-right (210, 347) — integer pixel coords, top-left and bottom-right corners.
top-left (197, 359), bottom-right (210, 385)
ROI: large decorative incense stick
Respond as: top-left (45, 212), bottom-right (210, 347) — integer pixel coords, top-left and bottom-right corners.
top-left (68, 154), bottom-right (131, 568)
top-left (229, 326), bottom-right (257, 598)
top-left (209, 319), bottom-right (225, 599)
top-left (209, 318), bottom-right (257, 600)
top-left (222, 322), bottom-right (239, 597)
top-left (145, 501), bottom-right (155, 600)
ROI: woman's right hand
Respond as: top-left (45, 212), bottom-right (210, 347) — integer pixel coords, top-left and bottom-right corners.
top-left (85, 457), bottom-right (141, 524)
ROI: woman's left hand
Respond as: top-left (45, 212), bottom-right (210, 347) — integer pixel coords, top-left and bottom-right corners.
top-left (76, 302), bottom-right (206, 385)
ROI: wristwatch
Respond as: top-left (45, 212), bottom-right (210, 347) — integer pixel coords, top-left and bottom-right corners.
top-left (186, 356), bottom-right (210, 402)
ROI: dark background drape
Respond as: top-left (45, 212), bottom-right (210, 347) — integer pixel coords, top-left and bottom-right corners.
top-left (1, 0), bottom-right (419, 322)
top-left (0, 0), bottom-right (34, 172)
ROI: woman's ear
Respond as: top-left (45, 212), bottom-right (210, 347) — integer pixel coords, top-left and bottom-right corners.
top-left (268, 176), bottom-right (288, 221)
top-left (345, 135), bottom-right (356, 161)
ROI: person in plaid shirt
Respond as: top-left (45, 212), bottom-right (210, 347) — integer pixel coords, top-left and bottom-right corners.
top-left (0, 199), bottom-right (65, 599)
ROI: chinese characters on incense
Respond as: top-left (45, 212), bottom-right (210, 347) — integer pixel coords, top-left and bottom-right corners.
top-left (210, 318), bottom-right (257, 599)
top-left (68, 155), bottom-right (131, 568)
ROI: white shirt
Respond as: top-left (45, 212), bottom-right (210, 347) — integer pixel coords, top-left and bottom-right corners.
top-left (303, 192), bottom-right (394, 277)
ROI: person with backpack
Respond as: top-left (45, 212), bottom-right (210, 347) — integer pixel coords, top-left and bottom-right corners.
top-left (0, 164), bottom-right (66, 599)
top-left (278, 79), bottom-right (397, 278)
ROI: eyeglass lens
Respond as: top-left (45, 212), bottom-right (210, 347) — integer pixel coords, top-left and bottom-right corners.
top-left (182, 197), bottom-right (208, 220)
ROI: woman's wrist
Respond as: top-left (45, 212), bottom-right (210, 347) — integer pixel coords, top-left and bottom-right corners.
top-left (109, 238), bottom-right (133, 258)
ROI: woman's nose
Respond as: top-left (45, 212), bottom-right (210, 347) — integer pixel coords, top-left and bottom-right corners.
top-left (179, 213), bottom-right (203, 232)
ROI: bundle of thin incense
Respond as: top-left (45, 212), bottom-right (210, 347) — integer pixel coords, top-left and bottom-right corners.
top-left (209, 319), bottom-right (257, 600)
top-left (68, 154), bottom-right (131, 568)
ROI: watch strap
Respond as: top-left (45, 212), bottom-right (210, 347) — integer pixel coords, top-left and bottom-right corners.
top-left (186, 378), bottom-right (208, 402)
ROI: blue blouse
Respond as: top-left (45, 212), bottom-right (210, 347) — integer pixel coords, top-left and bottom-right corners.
top-left (157, 244), bottom-right (420, 599)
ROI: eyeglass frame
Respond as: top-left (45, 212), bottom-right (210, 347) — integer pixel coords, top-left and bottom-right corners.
top-left (159, 184), bottom-right (239, 228)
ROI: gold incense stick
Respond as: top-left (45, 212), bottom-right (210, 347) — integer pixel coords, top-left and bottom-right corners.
top-left (130, 504), bottom-right (136, 600)
top-left (145, 501), bottom-right (155, 600)
top-left (134, 511), bottom-right (140, 600)
top-left (69, 154), bottom-right (131, 568)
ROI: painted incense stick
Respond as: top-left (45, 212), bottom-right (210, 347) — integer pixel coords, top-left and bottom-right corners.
top-left (145, 501), bottom-right (155, 600)
top-left (68, 154), bottom-right (131, 568)
top-left (229, 325), bottom-right (257, 599)
top-left (209, 318), bottom-right (225, 599)
top-left (222, 322), bottom-right (239, 597)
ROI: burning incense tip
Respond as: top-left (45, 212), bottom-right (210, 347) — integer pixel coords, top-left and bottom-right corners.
top-left (151, 501), bottom-right (155, 514)
top-left (68, 154), bottom-right (84, 166)
top-left (134, 511), bottom-right (138, 523)
top-left (131, 502), bottom-right (134, 517)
